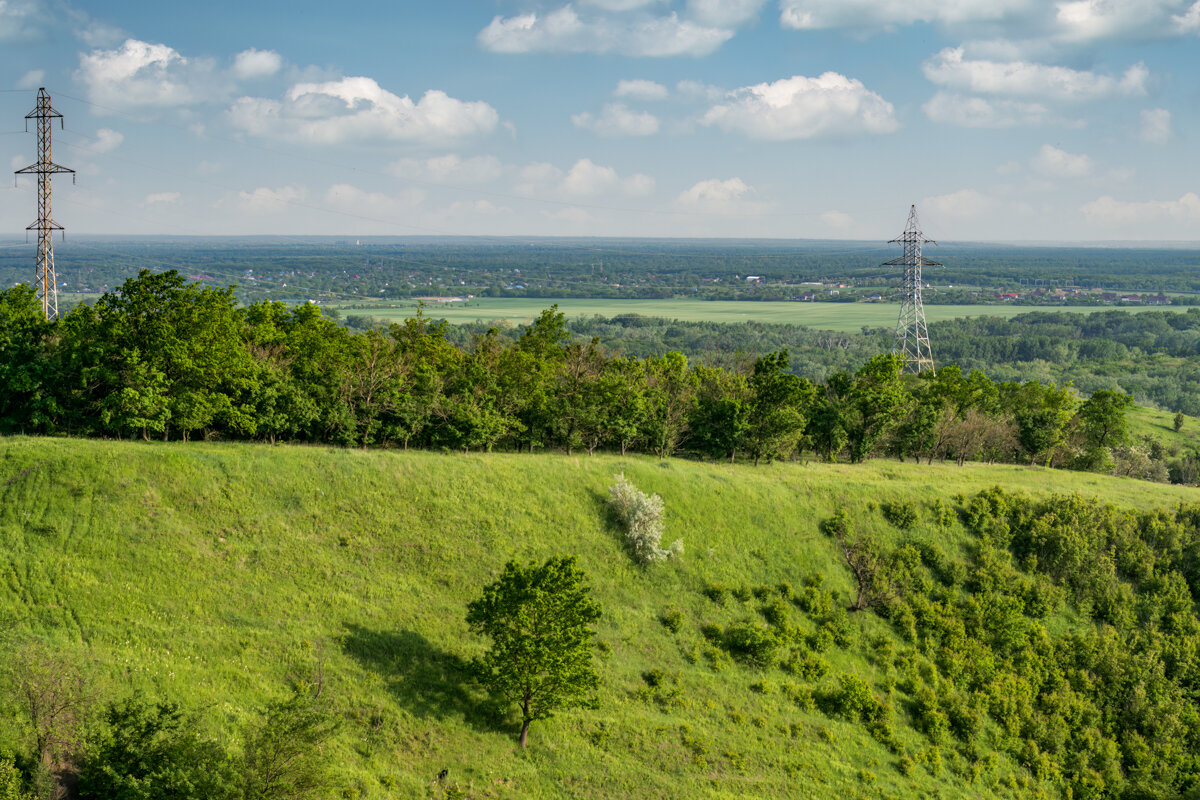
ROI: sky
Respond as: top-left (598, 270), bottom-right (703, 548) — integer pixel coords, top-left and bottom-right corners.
top-left (0, 0), bottom-right (1197, 241)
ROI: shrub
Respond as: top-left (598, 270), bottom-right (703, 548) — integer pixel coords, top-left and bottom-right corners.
top-left (722, 621), bottom-right (780, 668)
top-left (659, 607), bottom-right (684, 633)
top-left (608, 474), bottom-right (682, 564)
top-left (781, 650), bottom-right (829, 681)
top-left (882, 501), bottom-right (919, 529)
top-left (702, 583), bottom-right (729, 605)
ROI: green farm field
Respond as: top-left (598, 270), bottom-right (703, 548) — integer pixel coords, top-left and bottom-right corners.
top-left (331, 298), bottom-right (1161, 332)
top-left (2, 437), bottom-right (1198, 799)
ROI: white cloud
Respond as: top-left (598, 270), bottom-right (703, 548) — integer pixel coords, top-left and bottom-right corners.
top-left (232, 48), bottom-right (282, 79)
top-left (387, 154), bottom-right (505, 184)
top-left (921, 189), bottom-right (995, 218)
top-left (86, 128), bottom-right (125, 153)
top-left (445, 199), bottom-right (512, 216)
top-left (16, 69), bottom-right (43, 89)
top-left (820, 210), bottom-right (854, 229)
top-left (228, 77), bottom-right (499, 144)
top-left (686, 0), bottom-right (768, 26)
top-left (77, 39), bottom-right (223, 110)
top-left (477, 6), bottom-right (734, 57)
top-left (514, 158), bottom-right (653, 198)
top-left (614, 78), bottom-right (669, 100)
top-left (702, 72), bottom-right (897, 140)
top-left (921, 91), bottom-right (1057, 127)
top-left (779, 0), bottom-right (1035, 30)
top-left (777, 0), bottom-right (1200, 49)
top-left (235, 185), bottom-right (307, 213)
top-left (324, 183), bottom-right (425, 218)
top-left (622, 172), bottom-right (656, 196)
top-left (675, 177), bottom-right (768, 215)
top-left (923, 47), bottom-right (1147, 100)
top-left (581, 0), bottom-right (664, 9)
top-left (572, 103), bottom-right (660, 136)
top-left (1139, 107), bottom-right (1172, 144)
top-left (562, 158), bottom-right (636, 195)
top-left (0, 0), bottom-right (45, 42)
top-left (143, 192), bottom-right (181, 205)
top-left (1081, 193), bottom-right (1200, 224)
top-left (1030, 144), bottom-right (1093, 178)
top-left (1176, 0), bottom-right (1200, 30)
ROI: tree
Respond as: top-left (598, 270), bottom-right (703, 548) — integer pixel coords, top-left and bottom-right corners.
top-left (1077, 390), bottom-right (1133, 451)
top-left (242, 691), bottom-right (340, 800)
top-left (1174, 412), bottom-right (1185, 433)
top-left (78, 697), bottom-right (241, 800)
top-left (465, 557), bottom-right (602, 747)
top-left (743, 351), bottom-right (814, 466)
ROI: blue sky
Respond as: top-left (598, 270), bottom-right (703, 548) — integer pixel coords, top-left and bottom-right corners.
top-left (0, 0), bottom-right (1196, 240)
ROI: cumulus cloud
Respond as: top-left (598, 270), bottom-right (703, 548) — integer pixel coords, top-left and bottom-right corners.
top-left (1139, 107), bottom-right (1172, 144)
top-left (1030, 144), bottom-right (1092, 178)
top-left (478, 6), bottom-right (734, 57)
top-left (702, 72), bottom-right (897, 140)
top-left (232, 48), bottom-right (282, 79)
top-left (324, 183), bottom-right (425, 218)
top-left (820, 210), bottom-right (854, 230)
top-left (235, 185), bottom-right (307, 213)
top-left (572, 103), bottom-right (660, 136)
top-left (1081, 193), bottom-right (1200, 224)
top-left (778, 0), bottom-right (1200, 49)
top-left (614, 78), bottom-right (670, 100)
top-left (87, 128), bottom-right (125, 153)
top-left (922, 189), bottom-right (995, 218)
top-left (387, 154), bottom-right (505, 184)
top-left (16, 69), bottom-right (44, 89)
top-left (686, 0), bottom-right (769, 26)
top-left (143, 191), bottom-right (181, 205)
top-left (562, 158), bottom-right (654, 196)
top-left (674, 177), bottom-right (767, 215)
top-left (779, 0), bottom-right (1034, 30)
top-left (514, 158), bottom-right (653, 198)
top-left (921, 91), bottom-right (1059, 127)
top-left (77, 39), bottom-right (219, 109)
top-left (228, 77), bottom-right (499, 144)
top-left (0, 0), bottom-right (46, 42)
top-left (923, 47), bottom-right (1148, 100)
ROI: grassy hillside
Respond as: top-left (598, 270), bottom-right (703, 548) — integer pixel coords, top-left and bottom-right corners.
top-left (1, 439), bottom-right (1198, 799)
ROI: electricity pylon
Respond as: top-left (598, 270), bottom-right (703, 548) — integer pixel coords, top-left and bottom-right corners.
top-left (15, 88), bottom-right (75, 321)
top-left (882, 204), bottom-right (939, 374)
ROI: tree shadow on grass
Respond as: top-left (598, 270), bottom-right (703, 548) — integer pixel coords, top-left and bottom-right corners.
top-left (341, 624), bottom-right (507, 733)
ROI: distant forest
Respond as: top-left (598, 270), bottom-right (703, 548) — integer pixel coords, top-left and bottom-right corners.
top-left (3, 237), bottom-right (1199, 304)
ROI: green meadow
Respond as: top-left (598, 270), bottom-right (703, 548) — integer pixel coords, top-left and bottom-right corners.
top-left (330, 298), bottom-right (1162, 332)
top-left (1, 438), bottom-right (1197, 798)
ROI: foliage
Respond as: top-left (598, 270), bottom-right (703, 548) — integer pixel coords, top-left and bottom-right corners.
top-left (77, 696), bottom-right (241, 800)
top-left (607, 474), bottom-right (681, 564)
top-left (242, 691), bottom-right (340, 800)
top-left (465, 557), bottom-right (603, 747)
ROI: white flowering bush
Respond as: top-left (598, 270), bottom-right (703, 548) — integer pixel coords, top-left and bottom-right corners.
top-left (608, 474), bottom-right (682, 564)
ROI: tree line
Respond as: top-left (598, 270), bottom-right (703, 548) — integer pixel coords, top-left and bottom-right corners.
top-left (0, 271), bottom-right (1138, 473)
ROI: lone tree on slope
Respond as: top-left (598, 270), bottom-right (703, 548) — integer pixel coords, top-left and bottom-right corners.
top-left (465, 556), bottom-right (602, 747)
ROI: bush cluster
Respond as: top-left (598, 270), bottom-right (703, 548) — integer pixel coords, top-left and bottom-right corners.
top-left (607, 474), bottom-right (682, 564)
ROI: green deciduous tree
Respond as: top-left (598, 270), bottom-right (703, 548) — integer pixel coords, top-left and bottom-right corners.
top-left (78, 697), bottom-right (241, 800)
top-left (242, 691), bottom-right (340, 800)
top-left (465, 557), bottom-right (602, 747)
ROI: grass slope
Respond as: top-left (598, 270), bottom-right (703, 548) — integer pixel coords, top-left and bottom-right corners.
top-left (0, 439), bottom-right (1196, 799)
top-left (329, 298), bottom-right (1161, 333)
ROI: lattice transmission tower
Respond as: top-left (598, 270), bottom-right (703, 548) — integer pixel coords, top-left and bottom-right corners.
top-left (882, 204), bottom-right (940, 374)
top-left (15, 88), bottom-right (75, 321)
